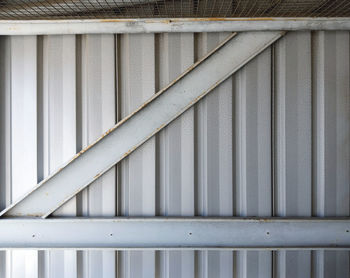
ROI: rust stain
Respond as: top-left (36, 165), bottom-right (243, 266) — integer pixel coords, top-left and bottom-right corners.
top-left (122, 148), bottom-right (135, 158)
top-left (156, 124), bottom-right (165, 131)
top-left (99, 18), bottom-right (277, 23)
top-left (4, 31), bottom-right (237, 212)
top-left (24, 213), bottom-right (42, 217)
top-left (99, 19), bottom-right (139, 23)
top-left (99, 19), bottom-right (171, 23)
top-left (176, 17), bottom-right (275, 22)
top-left (78, 140), bottom-right (95, 154)
top-left (55, 167), bottom-right (64, 174)
top-left (63, 125), bottom-right (118, 168)
top-left (94, 173), bottom-right (102, 179)
top-left (102, 127), bottom-right (115, 137)
top-left (258, 218), bottom-right (270, 222)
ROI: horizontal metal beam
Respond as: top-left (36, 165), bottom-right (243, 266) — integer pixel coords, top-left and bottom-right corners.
top-left (0, 218), bottom-right (349, 249)
top-left (0, 31), bottom-right (284, 218)
top-left (0, 18), bottom-right (349, 35)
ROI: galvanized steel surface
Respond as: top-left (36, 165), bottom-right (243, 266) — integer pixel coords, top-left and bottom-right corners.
top-left (0, 218), bottom-right (349, 249)
top-left (0, 31), bottom-right (286, 218)
top-left (0, 31), bottom-right (349, 277)
top-left (3, 19), bottom-right (350, 36)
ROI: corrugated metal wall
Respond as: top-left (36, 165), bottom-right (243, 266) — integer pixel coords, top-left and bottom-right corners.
top-left (0, 31), bottom-right (349, 278)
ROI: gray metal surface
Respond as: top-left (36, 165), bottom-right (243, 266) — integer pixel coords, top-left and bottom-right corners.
top-left (118, 32), bottom-right (157, 278)
top-left (234, 37), bottom-right (272, 277)
top-left (79, 33), bottom-right (117, 278)
top-left (1, 18), bottom-right (350, 35)
top-left (274, 31), bottom-right (313, 278)
top-left (0, 30), bottom-right (349, 277)
top-left (0, 31), bottom-right (284, 218)
top-left (0, 35), bottom-right (39, 278)
top-left (0, 218), bottom-right (349, 249)
top-left (312, 30), bottom-right (350, 278)
top-left (156, 32), bottom-right (195, 278)
top-left (195, 32), bottom-right (236, 278)
top-left (38, 34), bottom-right (78, 278)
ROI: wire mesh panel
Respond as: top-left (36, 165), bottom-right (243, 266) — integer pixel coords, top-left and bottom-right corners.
top-left (0, 0), bottom-right (350, 20)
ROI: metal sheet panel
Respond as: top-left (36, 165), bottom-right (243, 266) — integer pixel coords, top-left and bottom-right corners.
top-left (156, 32), bottom-right (195, 278)
top-left (118, 33), bottom-right (156, 278)
top-left (39, 34), bottom-right (77, 278)
top-left (195, 32), bottom-right (234, 278)
top-left (235, 44), bottom-right (272, 278)
top-left (79, 33), bottom-right (116, 278)
top-left (312, 31), bottom-right (350, 278)
top-left (0, 35), bottom-right (10, 278)
top-left (274, 31), bottom-right (312, 278)
top-left (0, 31), bottom-right (349, 277)
top-left (9, 36), bottom-right (38, 278)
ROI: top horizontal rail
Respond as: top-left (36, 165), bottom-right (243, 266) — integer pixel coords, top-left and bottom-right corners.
top-left (0, 17), bottom-right (350, 35)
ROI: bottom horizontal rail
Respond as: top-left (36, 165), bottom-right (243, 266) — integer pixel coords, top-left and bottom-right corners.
top-left (0, 217), bottom-right (349, 250)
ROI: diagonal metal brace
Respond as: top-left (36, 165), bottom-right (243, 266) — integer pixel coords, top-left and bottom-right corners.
top-left (0, 31), bottom-right (285, 218)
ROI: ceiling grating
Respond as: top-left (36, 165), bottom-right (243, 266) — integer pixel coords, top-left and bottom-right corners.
top-left (0, 0), bottom-right (349, 20)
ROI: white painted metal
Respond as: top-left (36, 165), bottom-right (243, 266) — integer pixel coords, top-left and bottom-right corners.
top-left (0, 31), bottom-right (284, 218)
top-left (235, 43), bottom-right (272, 277)
top-left (38, 34), bottom-right (77, 278)
top-left (8, 36), bottom-right (39, 278)
top-left (0, 35), bottom-right (10, 278)
top-left (0, 218), bottom-right (349, 249)
top-left (312, 31), bottom-right (350, 278)
top-left (1, 18), bottom-right (350, 35)
top-left (274, 31), bottom-right (312, 278)
top-left (117, 33), bottom-right (157, 278)
top-left (79, 33), bottom-right (116, 278)
top-left (0, 30), bottom-right (349, 277)
top-left (156, 32), bottom-right (195, 278)
top-left (195, 32), bottom-right (234, 278)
